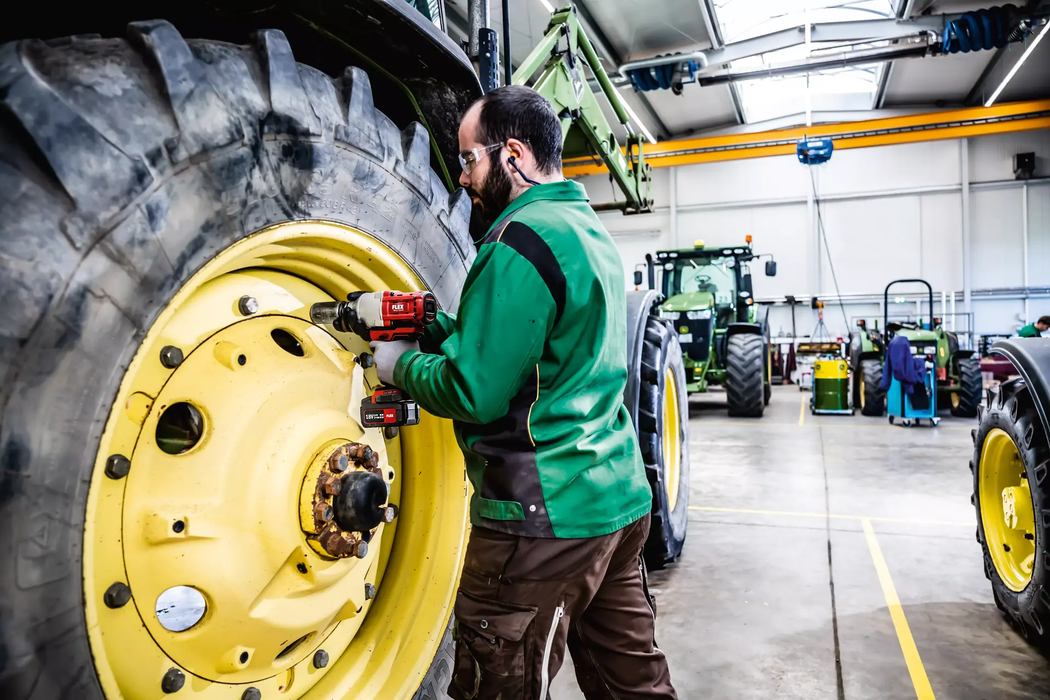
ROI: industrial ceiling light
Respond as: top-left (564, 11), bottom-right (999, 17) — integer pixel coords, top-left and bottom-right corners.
top-left (985, 21), bottom-right (1047, 107)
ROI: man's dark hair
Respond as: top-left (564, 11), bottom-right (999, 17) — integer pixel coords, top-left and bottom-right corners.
top-left (1038, 316), bottom-right (1050, 326)
top-left (474, 86), bottom-right (563, 174)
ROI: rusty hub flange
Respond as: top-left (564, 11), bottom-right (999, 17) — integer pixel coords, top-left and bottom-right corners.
top-left (299, 441), bottom-right (391, 558)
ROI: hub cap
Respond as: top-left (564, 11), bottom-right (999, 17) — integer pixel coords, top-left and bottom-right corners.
top-left (83, 222), bottom-right (467, 699)
top-left (979, 428), bottom-right (1036, 592)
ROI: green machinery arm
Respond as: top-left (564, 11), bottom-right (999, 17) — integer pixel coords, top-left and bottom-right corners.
top-left (512, 7), bottom-right (653, 214)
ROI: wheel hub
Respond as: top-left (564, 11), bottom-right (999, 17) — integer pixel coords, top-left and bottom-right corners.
top-left (979, 428), bottom-right (1036, 592)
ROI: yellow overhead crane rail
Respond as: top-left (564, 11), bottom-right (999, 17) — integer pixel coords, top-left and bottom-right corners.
top-left (563, 99), bottom-right (1050, 174)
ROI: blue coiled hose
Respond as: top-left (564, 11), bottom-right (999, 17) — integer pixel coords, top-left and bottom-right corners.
top-left (627, 57), bottom-right (699, 92)
top-left (943, 3), bottom-right (1026, 53)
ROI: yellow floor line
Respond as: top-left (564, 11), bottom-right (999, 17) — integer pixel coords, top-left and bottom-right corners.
top-left (687, 505), bottom-right (971, 528)
top-left (799, 393), bottom-right (806, 426)
top-left (861, 518), bottom-right (937, 700)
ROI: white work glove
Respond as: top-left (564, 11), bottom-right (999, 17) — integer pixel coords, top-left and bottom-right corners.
top-left (369, 340), bottom-right (420, 386)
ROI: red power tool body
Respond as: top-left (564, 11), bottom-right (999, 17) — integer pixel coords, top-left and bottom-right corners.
top-left (309, 291), bottom-right (437, 428)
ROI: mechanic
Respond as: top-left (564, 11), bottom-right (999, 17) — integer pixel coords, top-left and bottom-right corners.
top-left (370, 85), bottom-right (677, 699)
top-left (1018, 316), bottom-right (1050, 338)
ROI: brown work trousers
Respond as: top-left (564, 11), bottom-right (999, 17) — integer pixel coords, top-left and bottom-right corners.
top-left (448, 514), bottom-right (677, 700)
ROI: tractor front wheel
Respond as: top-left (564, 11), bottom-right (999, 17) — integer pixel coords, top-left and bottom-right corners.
top-left (725, 334), bottom-right (765, 417)
top-left (859, 358), bottom-right (886, 416)
top-left (973, 379), bottom-right (1050, 647)
top-left (0, 24), bottom-right (471, 700)
top-left (951, 356), bottom-right (983, 418)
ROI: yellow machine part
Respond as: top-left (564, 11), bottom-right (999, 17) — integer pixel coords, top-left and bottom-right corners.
top-left (82, 221), bottom-right (468, 700)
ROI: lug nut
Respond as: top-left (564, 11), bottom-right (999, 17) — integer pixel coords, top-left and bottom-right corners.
top-left (104, 582), bottom-right (132, 609)
top-left (319, 530), bottom-right (350, 557)
top-left (384, 426), bottom-right (399, 439)
top-left (353, 540), bottom-right (369, 559)
top-left (323, 476), bottom-right (342, 496)
top-left (364, 582), bottom-right (377, 600)
top-left (242, 689), bottom-right (262, 700)
top-left (238, 295), bottom-right (259, 316)
top-left (313, 649), bottom-right (329, 669)
top-left (161, 667), bottom-right (185, 693)
top-left (105, 454), bottom-right (131, 480)
top-left (357, 353), bottom-right (375, 368)
top-left (382, 504), bottom-right (398, 524)
top-left (314, 501), bottom-right (333, 523)
top-left (160, 345), bottom-right (184, 369)
top-left (333, 454), bottom-right (349, 472)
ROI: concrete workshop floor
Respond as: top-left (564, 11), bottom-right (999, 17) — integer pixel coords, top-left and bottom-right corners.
top-left (552, 383), bottom-right (1050, 699)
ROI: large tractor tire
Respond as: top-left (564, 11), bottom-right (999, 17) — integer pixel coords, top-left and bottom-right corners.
top-left (636, 317), bottom-right (690, 569)
top-left (0, 25), bottom-right (471, 700)
top-left (725, 333), bottom-right (765, 417)
top-left (859, 358), bottom-right (886, 416)
top-left (972, 379), bottom-right (1050, 647)
top-left (951, 356), bottom-right (983, 418)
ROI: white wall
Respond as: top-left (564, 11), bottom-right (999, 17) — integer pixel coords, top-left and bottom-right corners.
top-left (581, 129), bottom-right (1050, 342)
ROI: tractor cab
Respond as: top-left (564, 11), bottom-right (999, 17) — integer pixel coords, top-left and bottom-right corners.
top-left (640, 239), bottom-right (776, 411)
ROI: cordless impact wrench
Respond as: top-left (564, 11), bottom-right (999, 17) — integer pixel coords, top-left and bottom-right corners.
top-left (309, 291), bottom-right (438, 428)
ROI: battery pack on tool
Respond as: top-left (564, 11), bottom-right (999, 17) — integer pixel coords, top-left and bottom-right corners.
top-left (361, 388), bottom-right (420, 428)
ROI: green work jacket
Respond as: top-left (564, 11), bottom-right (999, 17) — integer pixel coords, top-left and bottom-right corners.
top-left (394, 180), bottom-right (652, 538)
top-left (1019, 323), bottom-right (1043, 338)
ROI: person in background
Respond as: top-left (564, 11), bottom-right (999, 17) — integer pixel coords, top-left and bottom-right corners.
top-left (1018, 316), bottom-right (1050, 338)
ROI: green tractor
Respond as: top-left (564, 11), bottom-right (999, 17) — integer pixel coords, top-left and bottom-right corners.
top-left (640, 240), bottom-right (777, 417)
top-left (849, 279), bottom-right (983, 417)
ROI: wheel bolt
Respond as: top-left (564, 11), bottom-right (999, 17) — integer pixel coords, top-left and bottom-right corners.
top-left (313, 649), bottom-right (329, 669)
top-left (314, 501), bottom-right (333, 523)
top-left (238, 295), bottom-right (259, 316)
top-left (323, 476), bottom-right (342, 496)
top-left (242, 689), bottom-right (262, 700)
top-left (382, 504), bottom-right (398, 524)
top-left (365, 583), bottom-right (377, 600)
top-left (104, 582), bottom-right (131, 609)
top-left (334, 454), bottom-right (349, 472)
top-left (160, 345), bottom-right (184, 369)
top-left (161, 667), bottom-right (185, 693)
top-left (357, 352), bottom-right (375, 368)
top-left (353, 540), bottom-right (369, 559)
top-left (384, 426), bottom-right (399, 439)
top-left (105, 454), bottom-right (131, 479)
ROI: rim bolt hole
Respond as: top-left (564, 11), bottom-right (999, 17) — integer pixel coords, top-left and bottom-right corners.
top-left (297, 563), bottom-right (308, 574)
top-left (239, 651), bottom-right (249, 664)
top-left (238, 354), bottom-right (247, 366)
top-left (172, 520), bottom-right (185, 533)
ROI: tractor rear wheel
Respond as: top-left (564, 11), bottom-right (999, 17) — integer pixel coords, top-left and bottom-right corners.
top-left (637, 318), bottom-right (690, 569)
top-left (725, 334), bottom-right (765, 417)
top-left (859, 358), bottom-right (885, 416)
top-left (0, 24), bottom-right (471, 700)
top-left (972, 379), bottom-right (1050, 648)
top-left (951, 356), bottom-right (983, 418)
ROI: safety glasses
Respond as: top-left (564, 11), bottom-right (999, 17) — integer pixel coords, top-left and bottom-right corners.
top-left (458, 143), bottom-right (503, 174)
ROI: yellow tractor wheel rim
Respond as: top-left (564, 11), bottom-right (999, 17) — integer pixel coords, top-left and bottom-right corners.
top-left (82, 221), bottom-right (468, 700)
top-left (952, 392), bottom-right (961, 409)
top-left (663, 367), bottom-right (682, 512)
top-left (979, 428), bottom-right (1036, 592)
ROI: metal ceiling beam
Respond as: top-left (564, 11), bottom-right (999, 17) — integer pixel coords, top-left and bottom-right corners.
top-left (965, 0), bottom-right (1044, 106)
top-left (696, 0), bottom-right (746, 124)
top-left (572, 0), bottom-right (672, 140)
top-left (697, 43), bottom-right (929, 86)
top-left (619, 14), bottom-right (956, 75)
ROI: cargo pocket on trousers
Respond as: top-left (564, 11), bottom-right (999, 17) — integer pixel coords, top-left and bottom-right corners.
top-left (451, 589), bottom-right (538, 699)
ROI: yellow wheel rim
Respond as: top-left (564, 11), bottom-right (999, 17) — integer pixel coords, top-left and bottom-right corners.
top-left (83, 221), bottom-right (467, 699)
top-left (859, 373), bottom-right (865, 409)
top-left (979, 428), bottom-right (1036, 592)
top-left (952, 392), bottom-right (961, 409)
top-left (662, 367), bottom-right (682, 512)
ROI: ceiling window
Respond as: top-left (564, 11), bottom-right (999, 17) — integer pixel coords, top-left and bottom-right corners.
top-left (711, 0), bottom-right (897, 123)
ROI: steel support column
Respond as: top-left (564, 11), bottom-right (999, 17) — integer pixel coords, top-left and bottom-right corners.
top-left (962, 138), bottom-right (972, 315)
